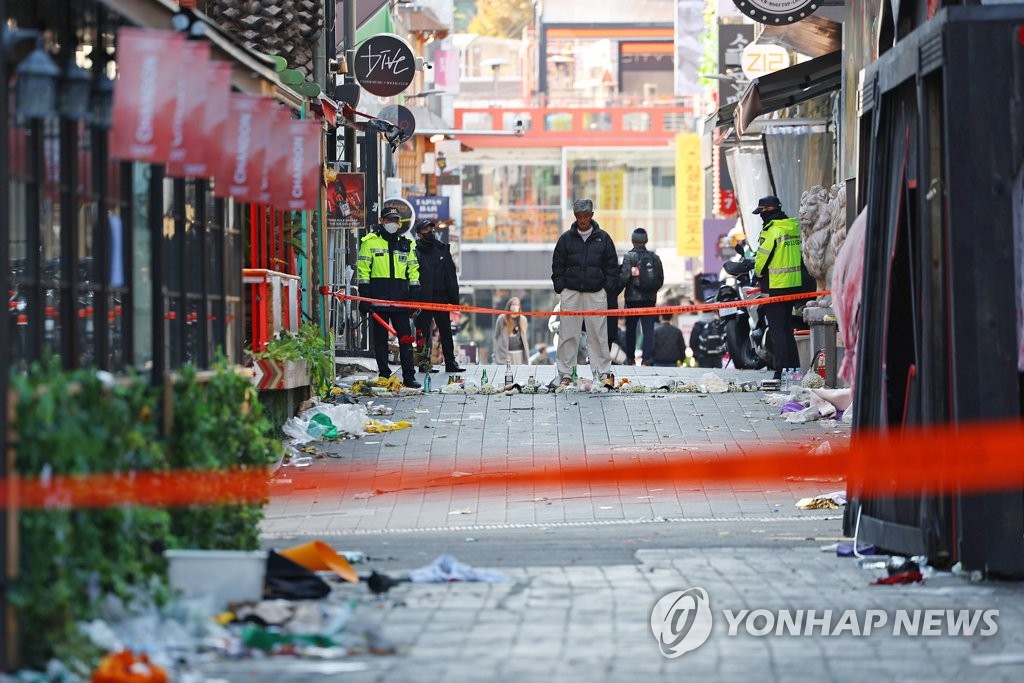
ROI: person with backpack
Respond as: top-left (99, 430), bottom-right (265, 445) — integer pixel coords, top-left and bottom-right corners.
top-left (651, 313), bottom-right (687, 367)
top-left (689, 311), bottom-right (727, 368)
top-left (618, 228), bottom-right (664, 365)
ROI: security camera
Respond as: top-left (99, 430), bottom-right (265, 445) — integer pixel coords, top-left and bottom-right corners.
top-left (415, 57), bottom-right (433, 71)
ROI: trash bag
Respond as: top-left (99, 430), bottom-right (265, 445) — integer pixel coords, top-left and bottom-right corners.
top-left (263, 551), bottom-right (331, 600)
top-left (283, 401), bottom-right (367, 444)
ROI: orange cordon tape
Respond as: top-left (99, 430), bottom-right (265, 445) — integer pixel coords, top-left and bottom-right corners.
top-left (3, 419), bottom-right (1024, 510)
top-left (319, 286), bottom-right (829, 318)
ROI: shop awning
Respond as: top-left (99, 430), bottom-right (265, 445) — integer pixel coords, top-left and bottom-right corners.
top-left (399, 6), bottom-right (449, 38)
top-left (734, 50), bottom-right (841, 137)
top-left (705, 50), bottom-right (841, 137)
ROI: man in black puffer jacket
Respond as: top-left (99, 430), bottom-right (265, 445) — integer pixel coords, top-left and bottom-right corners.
top-left (551, 198), bottom-right (619, 388)
top-left (412, 219), bottom-right (466, 373)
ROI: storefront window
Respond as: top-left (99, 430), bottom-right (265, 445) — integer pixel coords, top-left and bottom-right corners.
top-left (545, 112), bottom-right (573, 132)
top-left (462, 158), bottom-right (562, 243)
top-left (462, 112), bottom-right (493, 131)
top-left (623, 112), bottom-right (651, 131)
top-left (565, 148), bottom-right (675, 245)
top-left (582, 112), bottom-right (612, 131)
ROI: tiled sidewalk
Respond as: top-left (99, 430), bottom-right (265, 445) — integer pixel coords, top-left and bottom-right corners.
top-left (262, 365), bottom-right (849, 539)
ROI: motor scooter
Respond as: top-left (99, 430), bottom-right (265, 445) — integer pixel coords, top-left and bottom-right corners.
top-left (715, 258), bottom-right (771, 369)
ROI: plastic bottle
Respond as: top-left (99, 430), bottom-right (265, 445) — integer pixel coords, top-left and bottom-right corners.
top-left (481, 368), bottom-right (489, 385)
top-left (504, 361), bottom-right (513, 386)
top-left (423, 373), bottom-right (431, 392)
top-left (792, 367), bottom-right (803, 388)
top-left (782, 368), bottom-right (791, 391)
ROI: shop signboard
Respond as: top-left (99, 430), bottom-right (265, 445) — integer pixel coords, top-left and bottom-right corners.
top-left (354, 33), bottom-right (415, 97)
top-left (110, 28), bottom-right (185, 163)
top-left (731, 0), bottom-right (821, 24)
top-left (409, 196), bottom-right (449, 222)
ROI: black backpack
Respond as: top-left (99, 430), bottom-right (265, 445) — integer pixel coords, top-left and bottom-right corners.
top-left (696, 320), bottom-right (727, 356)
top-left (635, 251), bottom-right (663, 292)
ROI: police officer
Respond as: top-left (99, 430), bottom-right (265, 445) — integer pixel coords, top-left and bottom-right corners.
top-left (752, 195), bottom-right (811, 381)
top-left (412, 219), bottom-right (465, 373)
top-left (357, 207), bottom-right (421, 388)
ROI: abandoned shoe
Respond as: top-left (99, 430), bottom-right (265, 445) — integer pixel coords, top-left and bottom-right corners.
top-left (559, 376), bottom-right (572, 387)
top-left (600, 373), bottom-right (616, 389)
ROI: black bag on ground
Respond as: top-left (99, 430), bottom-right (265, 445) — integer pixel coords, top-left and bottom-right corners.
top-left (264, 550), bottom-right (331, 600)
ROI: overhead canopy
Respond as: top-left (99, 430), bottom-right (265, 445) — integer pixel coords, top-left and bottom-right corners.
top-left (399, 6), bottom-right (449, 38)
top-left (705, 50), bottom-right (841, 137)
top-left (735, 50), bottom-right (841, 137)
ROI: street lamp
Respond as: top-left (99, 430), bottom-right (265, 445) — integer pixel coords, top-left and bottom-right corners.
top-left (91, 73), bottom-right (114, 130)
top-left (15, 43), bottom-right (60, 120)
top-left (60, 61), bottom-right (93, 120)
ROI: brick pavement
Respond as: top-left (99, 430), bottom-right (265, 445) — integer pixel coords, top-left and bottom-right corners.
top-left (205, 364), bottom-right (1024, 683)
top-left (261, 364), bottom-right (850, 539)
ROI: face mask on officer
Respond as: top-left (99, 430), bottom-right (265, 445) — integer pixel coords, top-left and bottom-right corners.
top-left (383, 221), bottom-right (400, 234)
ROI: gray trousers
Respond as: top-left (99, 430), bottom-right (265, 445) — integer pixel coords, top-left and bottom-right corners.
top-left (555, 289), bottom-right (612, 378)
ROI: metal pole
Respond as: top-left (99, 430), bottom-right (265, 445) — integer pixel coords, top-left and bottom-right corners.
top-left (1, 0), bottom-right (13, 666)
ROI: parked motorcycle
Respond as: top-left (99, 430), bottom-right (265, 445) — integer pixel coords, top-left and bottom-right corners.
top-left (715, 258), bottom-right (769, 370)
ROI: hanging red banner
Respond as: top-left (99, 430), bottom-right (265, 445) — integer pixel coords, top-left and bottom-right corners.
top-left (270, 120), bottom-right (323, 211)
top-left (172, 60), bottom-right (232, 178)
top-left (258, 107), bottom-right (295, 205)
top-left (214, 94), bottom-right (274, 201)
top-left (110, 28), bottom-right (185, 163)
top-left (165, 41), bottom-right (210, 176)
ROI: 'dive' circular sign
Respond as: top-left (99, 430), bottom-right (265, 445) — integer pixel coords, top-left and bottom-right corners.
top-left (354, 33), bottom-right (416, 97)
top-left (731, 1), bottom-right (820, 25)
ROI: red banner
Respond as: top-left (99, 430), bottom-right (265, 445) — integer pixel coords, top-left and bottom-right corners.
top-left (270, 119), bottom-right (323, 211)
top-left (258, 107), bottom-right (294, 205)
top-left (214, 94), bottom-right (273, 200)
top-left (166, 41), bottom-right (211, 177)
top-left (110, 28), bottom-right (185, 163)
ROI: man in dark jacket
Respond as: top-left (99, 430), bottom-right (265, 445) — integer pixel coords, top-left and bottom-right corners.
top-left (551, 198), bottom-right (619, 388)
top-left (412, 219), bottom-right (466, 373)
top-left (651, 313), bottom-right (687, 367)
top-left (618, 227), bottom-right (664, 365)
top-left (357, 207), bottom-right (421, 387)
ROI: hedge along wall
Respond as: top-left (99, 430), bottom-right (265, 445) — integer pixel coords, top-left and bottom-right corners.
top-left (7, 358), bottom-right (281, 668)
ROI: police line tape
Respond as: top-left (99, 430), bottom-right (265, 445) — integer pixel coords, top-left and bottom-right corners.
top-left (2, 418), bottom-right (1023, 510)
top-left (319, 287), bottom-right (830, 318)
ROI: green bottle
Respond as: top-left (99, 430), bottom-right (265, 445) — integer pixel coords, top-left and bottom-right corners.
top-left (481, 369), bottom-right (489, 385)
top-left (570, 365), bottom-right (578, 383)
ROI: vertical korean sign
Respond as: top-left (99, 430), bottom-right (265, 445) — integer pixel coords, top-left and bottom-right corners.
top-left (110, 28), bottom-right (185, 162)
top-left (675, 133), bottom-right (703, 257)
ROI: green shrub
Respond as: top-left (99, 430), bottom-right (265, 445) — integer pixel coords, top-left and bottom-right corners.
top-left (8, 356), bottom-right (281, 668)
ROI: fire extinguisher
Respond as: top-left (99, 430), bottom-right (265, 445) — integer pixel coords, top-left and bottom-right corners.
top-left (814, 349), bottom-right (827, 379)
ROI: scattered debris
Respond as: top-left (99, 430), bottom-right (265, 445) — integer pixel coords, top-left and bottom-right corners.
top-left (407, 554), bottom-right (510, 583)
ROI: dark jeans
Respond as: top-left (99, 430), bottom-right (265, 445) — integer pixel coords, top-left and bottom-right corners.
top-left (414, 308), bottom-right (457, 368)
top-left (624, 304), bottom-right (656, 363)
top-left (606, 290), bottom-right (618, 350)
top-left (763, 299), bottom-right (799, 379)
top-left (371, 307), bottom-right (416, 381)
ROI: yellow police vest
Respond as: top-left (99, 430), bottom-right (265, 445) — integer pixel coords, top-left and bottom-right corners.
top-left (754, 217), bottom-right (803, 290)
top-left (357, 230), bottom-right (420, 301)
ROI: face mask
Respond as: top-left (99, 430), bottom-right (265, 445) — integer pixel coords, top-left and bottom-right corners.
top-left (383, 222), bottom-right (400, 234)
top-left (420, 231), bottom-right (434, 242)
